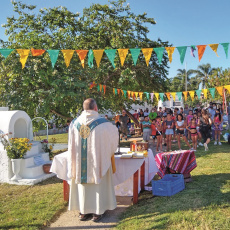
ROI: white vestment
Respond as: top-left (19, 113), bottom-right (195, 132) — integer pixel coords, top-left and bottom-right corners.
top-left (67, 110), bottom-right (119, 214)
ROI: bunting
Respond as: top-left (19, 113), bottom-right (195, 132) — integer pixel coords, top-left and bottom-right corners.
top-left (188, 91), bottom-right (195, 101)
top-left (165, 92), bottom-right (171, 101)
top-left (220, 43), bottom-right (229, 59)
top-left (117, 89), bottom-right (121, 95)
top-left (202, 89), bottom-right (208, 99)
top-left (105, 49), bottom-right (116, 68)
top-left (130, 48), bottom-right (140, 65)
top-left (159, 93), bottom-right (164, 101)
top-left (155, 93), bottom-right (159, 101)
top-left (76, 50), bottom-right (88, 68)
top-left (139, 92), bottom-right (143, 100)
top-left (135, 92), bottom-right (139, 98)
top-left (0, 49), bottom-right (14, 58)
top-left (62, 50), bottom-right (75, 67)
top-left (165, 47), bottom-right (175, 63)
top-left (190, 45), bottom-right (196, 57)
top-left (176, 92), bottom-right (182, 101)
top-left (197, 45), bottom-right (207, 62)
top-left (17, 49), bottom-right (30, 69)
top-left (127, 91), bottom-right (131, 98)
top-left (171, 92), bottom-right (176, 101)
top-left (177, 46), bottom-right (187, 64)
top-left (150, 92), bottom-right (154, 102)
top-left (123, 90), bottom-right (127, 98)
top-left (183, 91), bottom-right (188, 101)
top-left (208, 44), bottom-right (219, 57)
top-left (195, 90), bottom-right (202, 99)
top-left (142, 48), bottom-right (153, 66)
top-left (47, 50), bottom-right (59, 68)
top-left (154, 47), bottom-right (165, 64)
top-left (145, 92), bottom-right (150, 100)
top-left (224, 85), bottom-right (230, 94)
top-left (103, 85), bottom-right (106, 94)
top-left (31, 48), bottom-right (45, 56)
top-left (209, 88), bottom-right (215, 98)
top-left (216, 86), bottom-right (223, 96)
top-left (118, 49), bottom-right (129, 66)
top-left (93, 50), bottom-right (104, 68)
top-left (88, 49), bottom-right (94, 68)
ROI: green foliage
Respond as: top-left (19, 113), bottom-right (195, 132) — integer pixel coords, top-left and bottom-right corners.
top-left (0, 0), bottom-right (170, 123)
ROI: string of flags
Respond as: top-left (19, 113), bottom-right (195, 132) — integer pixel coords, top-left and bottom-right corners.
top-left (0, 43), bottom-right (229, 69)
top-left (90, 82), bottom-right (230, 102)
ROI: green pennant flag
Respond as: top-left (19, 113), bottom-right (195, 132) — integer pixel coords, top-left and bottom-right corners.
top-left (105, 49), bottom-right (117, 68)
top-left (177, 46), bottom-right (187, 64)
top-left (47, 50), bottom-right (59, 68)
top-left (195, 90), bottom-right (202, 99)
top-left (209, 88), bottom-right (215, 99)
top-left (159, 93), bottom-right (164, 101)
top-left (97, 85), bottom-right (100, 91)
top-left (0, 49), bottom-right (14, 58)
top-left (130, 48), bottom-right (140, 65)
top-left (220, 43), bottom-right (229, 58)
top-left (145, 92), bottom-right (149, 100)
top-left (88, 49), bottom-right (94, 68)
top-left (176, 92), bottom-right (182, 101)
top-left (123, 90), bottom-right (127, 98)
top-left (153, 47), bottom-right (165, 64)
top-left (114, 88), bottom-right (117, 95)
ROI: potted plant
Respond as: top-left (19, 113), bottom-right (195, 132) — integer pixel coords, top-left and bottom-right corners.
top-left (0, 133), bottom-right (32, 181)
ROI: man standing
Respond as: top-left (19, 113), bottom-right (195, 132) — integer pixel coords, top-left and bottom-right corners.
top-left (67, 98), bottom-right (119, 222)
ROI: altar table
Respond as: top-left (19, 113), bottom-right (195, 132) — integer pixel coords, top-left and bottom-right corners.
top-left (155, 150), bottom-right (197, 178)
top-left (50, 148), bottom-right (158, 204)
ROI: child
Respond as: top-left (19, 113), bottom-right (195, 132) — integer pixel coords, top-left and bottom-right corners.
top-left (176, 114), bottom-right (191, 150)
top-left (142, 116), bottom-right (151, 142)
top-left (163, 113), bottom-right (174, 152)
top-left (155, 116), bottom-right (163, 152)
top-left (186, 110), bottom-right (194, 142)
top-left (213, 109), bottom-right (223, 145)
top-left (194, 113), bottom-right (203, 146)
top-left (129, 124), bottom-right (135, 135)
top-left (162, 115), bottom-right (167, 146)
top-left (151, 119), bottom-right (157, 145)
top-left (187, 117), bottom-right (198, 150)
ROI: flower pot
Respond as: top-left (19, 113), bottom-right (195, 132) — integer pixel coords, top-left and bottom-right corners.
top-left (43, 164), bottom-right (52, 174)
top-left (11, 159), bottom-right (22, 181)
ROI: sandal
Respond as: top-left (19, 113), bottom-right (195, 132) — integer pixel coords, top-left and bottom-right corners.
top-left (78, 213), bottom-right (91, 221)
top-left (91, 214), bottom-right (103, 222)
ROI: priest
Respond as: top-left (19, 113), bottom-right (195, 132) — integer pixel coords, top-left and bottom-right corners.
top-left (67, 98), bottom-right (119, 222)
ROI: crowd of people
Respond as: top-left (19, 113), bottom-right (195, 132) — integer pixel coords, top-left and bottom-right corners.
top-left (114, 102), bottom-right (227, 153)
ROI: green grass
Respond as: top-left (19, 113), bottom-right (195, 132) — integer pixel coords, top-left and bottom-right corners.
top-left (116, 140), bottom-right (230, 230)
top-left (34, 133), bottom-right (68, 143)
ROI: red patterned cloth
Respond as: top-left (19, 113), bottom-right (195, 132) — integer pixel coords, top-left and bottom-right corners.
top-left (155, 150), bottom-right (197, 178)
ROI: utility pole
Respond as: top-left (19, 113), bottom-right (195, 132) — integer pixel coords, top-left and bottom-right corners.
top-left (185, 62), bottom-right (187, 91)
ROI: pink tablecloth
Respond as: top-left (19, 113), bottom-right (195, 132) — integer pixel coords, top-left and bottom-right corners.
top-left (155, 150), bottom-right (197, 178)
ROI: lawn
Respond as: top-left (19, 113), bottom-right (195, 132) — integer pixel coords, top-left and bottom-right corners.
top-left (35, 133), bottom-right (68, 143)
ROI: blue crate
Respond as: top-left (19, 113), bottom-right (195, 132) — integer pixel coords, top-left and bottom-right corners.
top-left (152, 174), bottom-right (185, 196)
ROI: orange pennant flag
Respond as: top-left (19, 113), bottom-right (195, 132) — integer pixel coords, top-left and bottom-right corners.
top-left (117, 89), bottom-right (121, 95)
top-left (76, 50), bottom-right (88, 68)
top-left (165, 92), bottom-right (171, 101)
top-left (31, 48), bottom-right (45, 56)
top-left (141, 48), bottom-right (153, 66)
top-left (99, 84), bottom-right (103, 92)
top-left (216, 86), bottom-right (223, 96)
top-left (171, 92), bottom-right (176, 101)
top-left (16, 49), bottom-right (30, 69)
top-left (197, 45), bottom-right (207, 62)
top-left (62, 50), bottom-right (75, 67)
top-left (155, 93), bottom-right (159, 101)
top-left (183, 91), bottom-right (188, 101)
top-left (165, 47), bottom-right (175, 63)
top-left (118, 49), bottom-right (129, 66)
top-left (208, 44), bottom-right (219, 57)
top-left (121, 90), bottom-right (124, 95)
top-left (224, 85), bottom-right (230, 94)
top-left (127, 91), bottom-right (131, 98)
top-left (103, 85), bottom-right (106, 94)
top-left (189, 91), bottom-right (195, 101)
top-left (93, 50), bottom-right (104, 68)
top-left (139, 92), bottom-right (143, 100)
top-left (113, 88), bottom-right (115, 95)
top-left (89, 81), bottom-right (97, 89)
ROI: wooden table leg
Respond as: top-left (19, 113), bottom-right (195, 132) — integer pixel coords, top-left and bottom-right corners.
top-left (133, 169), bottom-right (139, 204)
top-left (140, 162), bottom-right (145, 191)
top-left (63, 180), bottom-right (69, 201)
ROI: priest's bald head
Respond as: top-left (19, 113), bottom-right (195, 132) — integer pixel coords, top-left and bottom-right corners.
top-left (83, 98), bottom-right (98, 111)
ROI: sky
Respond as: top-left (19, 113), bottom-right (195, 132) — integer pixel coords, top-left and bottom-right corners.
top-left (0, 0), bottom-right (230, 79)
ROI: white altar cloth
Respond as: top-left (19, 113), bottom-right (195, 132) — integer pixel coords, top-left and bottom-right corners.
top-left (50, 147), bottom-right (158, 196)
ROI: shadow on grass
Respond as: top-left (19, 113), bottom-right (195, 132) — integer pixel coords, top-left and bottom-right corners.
top-left (117, 173), bottom-right (230, 229)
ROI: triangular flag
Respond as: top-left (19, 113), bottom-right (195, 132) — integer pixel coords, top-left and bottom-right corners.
top-left (183, 91), bottom-right (188, 101)
top-left (150, 93), bottom-right (154, 102)
top-left (208, 44), bottom-right (219, 57)
top-left (88, 49), bottom-right (94, 68)
top-left (189, 91), bottom-right (195, 101)
top-left (176, 92), bottom-right (182, 101)
top-left (202, 89), bottom-right (208, 99)
top-left (93, 50), bottom-right (104, 68)
top-left (31, 48), bottom-right (45, 56)
top-left (130, 48), bottom-right (140, 65)
top-left (47, 50), bottom-right (59, 68)
top-left (123, 90), bottom-right (127, 98)
top-left (97, 85), bottom-right (100, 91)
top-left (177, 46), bottom-right (187, 64)
top-left (208, 88), bottom-right (215, 99)
top-left (220, 43), bottom-right (229, 59)
top-left (105, 49), bottom-right (116, 68)
top-left (159, 93), bottom-right (164, 101)
top-left (197, 45), bottom-right (207, 62)
top-left (0, 49), bottom-right (14, 58)
top-left (216, 86), bottom-right (223, 96)
top-left (117, 89), bottom-right (121, 95)
top-left (145, 92), bottom-right (150, 100)
top-left (165, 92), bottom-right (171, 101)
top-left (195, 90), bottom-right (202, 99)
top-left (16, 49), bottom-right (30, 69)
top-left (89, 82), bottom-right (97, 89)
top-left (190, 45), bottom-right (196, 57)
top-left (62, 50), bottom-right (74, 67)
top-left (153, 47), bottom-right (165, 64)
top-left (224, 85), bottom-right (230, 94)
top-left (139, 92), bottom-right (143, 100)
top-left (121, 90), bottom-right (124, 96)
top-left (135, 92), bottom-right (139, 98)
top-left (76, 50), bottom-right (88, 68)
top-left (171, 92), bottom-right (176, 101)
top-left (165, 47), bottom-right (175, 63)
top-left (155, 93), bottom-right (159, 101)
top-left (113, 88), bottom-right (117, 95)
top-left (141, 48), bottom-right (153, 66)
top-left (99, 84), bottom-right (103, 92)
top-left (118, 49), bottom-right (129, 67)
top-left (127, 91), bottom-right (131, 98)
top-left (103, 85), bottom-right (106, 94)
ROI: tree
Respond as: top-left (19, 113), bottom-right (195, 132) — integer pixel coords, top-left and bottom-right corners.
top-left (0, 0), bottom-right (170, 124)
